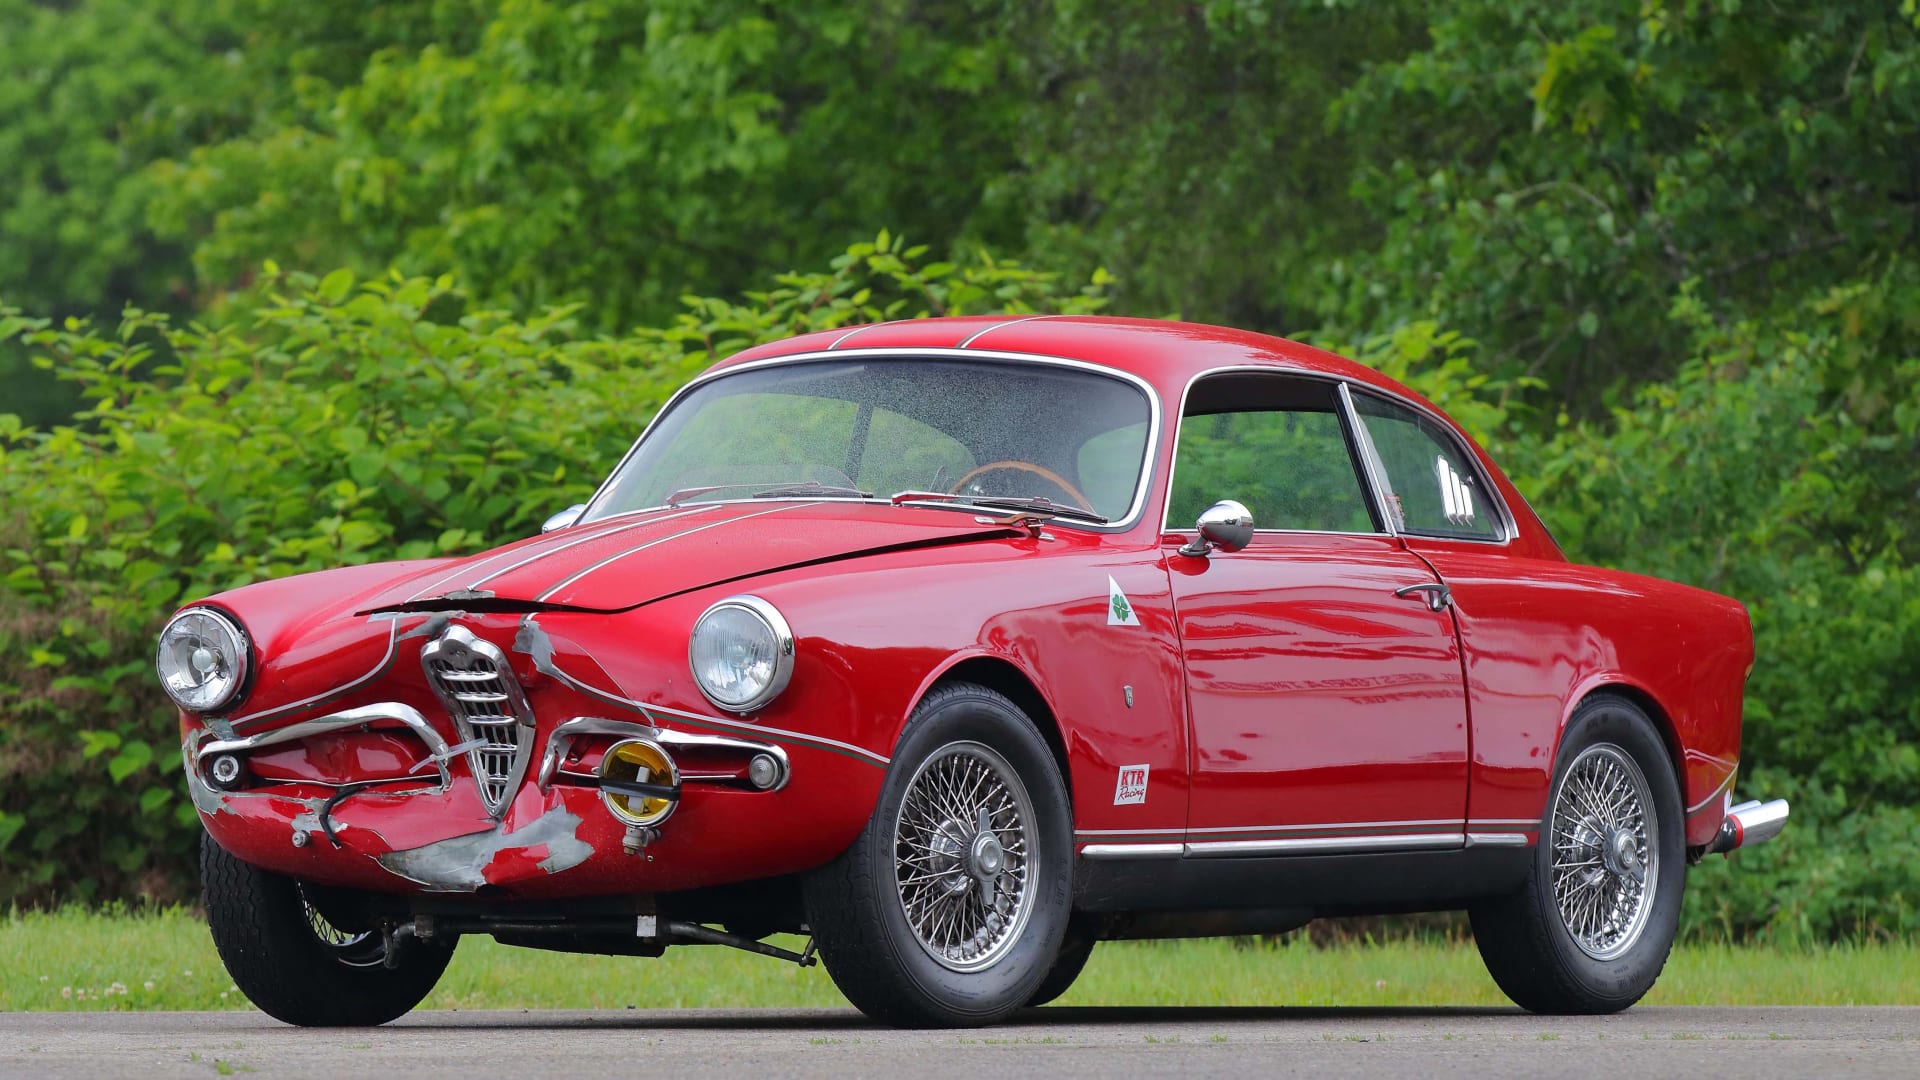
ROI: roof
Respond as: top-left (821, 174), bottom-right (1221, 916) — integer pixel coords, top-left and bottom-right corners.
top-left (714, 315), bottom-right (1430, 406)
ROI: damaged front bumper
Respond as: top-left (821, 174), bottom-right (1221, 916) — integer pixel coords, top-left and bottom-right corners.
top-left (186, 702), bottom-right (857, 896)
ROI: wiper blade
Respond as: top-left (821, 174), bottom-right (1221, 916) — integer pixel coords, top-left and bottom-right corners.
top-left (750, 481), bottom-right (873, 499)
top-left (665, 480), bottom-right (871, 505)
top-left (889, 490), bottom-right (1109, 524)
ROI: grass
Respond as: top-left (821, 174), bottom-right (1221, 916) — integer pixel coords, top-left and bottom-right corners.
top-left (2, 907), bottom-right (1914, 1012)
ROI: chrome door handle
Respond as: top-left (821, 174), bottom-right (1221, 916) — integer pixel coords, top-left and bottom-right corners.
top-left (1394, 582), bottom-right (1452, 613)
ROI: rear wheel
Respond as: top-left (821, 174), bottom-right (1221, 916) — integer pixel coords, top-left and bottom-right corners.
top-left (201, 834), bottom-right (454, 1026)
top-left (803, 682), bottom-right (1073, 1027)
top-left (1469, 694), bottom-right (1684, 1013)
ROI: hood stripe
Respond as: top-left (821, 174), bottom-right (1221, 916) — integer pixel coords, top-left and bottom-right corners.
top-left (402, 512), bottom-right (680, 602)
top-left (535, 503), bottom-right (804, 603)
top-left (957, 314), bottom-right (1062, 348)
top-left (455, 506), bottom-right (710, 594)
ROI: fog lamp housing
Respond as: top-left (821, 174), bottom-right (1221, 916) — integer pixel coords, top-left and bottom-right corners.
top-left (599, 739), bottom-right (679, 827)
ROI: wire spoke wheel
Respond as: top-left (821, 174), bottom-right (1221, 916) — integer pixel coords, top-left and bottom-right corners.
top-left (298, 886), bottom-right (385, 968)
top-left (892, 740), bottom-right (1038, 973)
top-left (1550, 743), bottom-right (1658, 961)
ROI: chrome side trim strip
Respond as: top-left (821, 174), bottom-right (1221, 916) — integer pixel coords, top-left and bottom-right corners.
top-left (1184, 833), bottom-right (1465, 857)
top-left (1464, 832), bottom-right (1531, 848)
top-left (1686, 767), bottom-right (1739, 815)
top-left (230, 620), bottom-right (400, 730)
top-left (1080, 843), bottom-right (1183, 860)
top-left (1076, 818), bottom-right (1465, 839)
top-left (197, 701), bottom-right (454, 789)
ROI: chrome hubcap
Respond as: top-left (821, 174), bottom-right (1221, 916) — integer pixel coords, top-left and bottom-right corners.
top-left (893, 741), bottom-right (1036, 973)
top-left (1551, 743), bottom-right (1658, 961)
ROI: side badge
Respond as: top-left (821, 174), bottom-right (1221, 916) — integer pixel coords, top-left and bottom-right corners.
top-left (1107, 575), bottom-right (1140, 626)
top-left (1114, 764), bottom-right (1149, 806)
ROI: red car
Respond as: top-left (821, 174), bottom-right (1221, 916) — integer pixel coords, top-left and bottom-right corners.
top-left (162, 316), bottom-right (1787, 1027)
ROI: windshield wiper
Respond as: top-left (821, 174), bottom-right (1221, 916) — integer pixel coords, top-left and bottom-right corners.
top-left (888, 490), bottom-right (1110, 525)
top-left (666, 480), bottom-right (872, 506)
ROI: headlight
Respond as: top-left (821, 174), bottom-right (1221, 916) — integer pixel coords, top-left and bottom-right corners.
top-left (688, 595), bottom-right (794, 713)
top-left (156, 607), bottom-right (251, 713)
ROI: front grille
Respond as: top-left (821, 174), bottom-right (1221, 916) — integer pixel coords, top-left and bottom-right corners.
top-left (420, 626), bottom-right (535, 818)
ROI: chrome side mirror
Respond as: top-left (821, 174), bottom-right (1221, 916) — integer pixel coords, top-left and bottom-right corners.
top-left (541, 504), bottom-right (587, 533)
top-left (1179, 499), bottom-right (1254, 557)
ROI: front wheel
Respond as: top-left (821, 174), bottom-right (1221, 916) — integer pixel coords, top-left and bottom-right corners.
top-left (803, 682), bottom-right (1074, 1027)
top-left (201, 834), bottom-right (454, 1026)
top-left (1469, 693), bottom-right (1685, 1013)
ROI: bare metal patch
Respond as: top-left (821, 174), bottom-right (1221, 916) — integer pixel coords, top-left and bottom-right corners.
top-left (375, 805), bottom-right (593, 891)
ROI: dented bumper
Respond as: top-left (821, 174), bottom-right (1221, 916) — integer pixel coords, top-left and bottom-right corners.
top-left (186, 704), bottom-right (878, 896)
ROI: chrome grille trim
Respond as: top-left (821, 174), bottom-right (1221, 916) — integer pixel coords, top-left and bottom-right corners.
top-left (420, 625), bottom-right (536, 818)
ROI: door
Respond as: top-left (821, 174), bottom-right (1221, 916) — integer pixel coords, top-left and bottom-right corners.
top-left (1165, 373), bottom-right (1470, 853)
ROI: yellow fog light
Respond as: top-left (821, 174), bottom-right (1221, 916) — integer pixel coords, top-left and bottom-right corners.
top-left (599, 739), bottom-right (679, 827)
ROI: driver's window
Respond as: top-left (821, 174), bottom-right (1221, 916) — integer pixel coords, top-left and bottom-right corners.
top-left (1167, 375), bottom-right (1379, 535)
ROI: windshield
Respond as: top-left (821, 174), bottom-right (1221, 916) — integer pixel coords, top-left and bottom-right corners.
top-left (583, 358), bottom-right (1154, 525)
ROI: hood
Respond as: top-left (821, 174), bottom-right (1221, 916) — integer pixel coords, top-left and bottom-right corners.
top-left (356, 501), bottom-right (1026, 614)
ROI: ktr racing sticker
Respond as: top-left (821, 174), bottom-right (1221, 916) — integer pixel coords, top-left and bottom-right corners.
top-left (1113, 764), bottom-right (1149, 805)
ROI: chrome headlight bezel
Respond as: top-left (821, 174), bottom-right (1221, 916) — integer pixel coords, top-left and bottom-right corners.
top-left (688, 595), bottom-right (794, 714)
top-left (156, 606), bottom-right (252, 714)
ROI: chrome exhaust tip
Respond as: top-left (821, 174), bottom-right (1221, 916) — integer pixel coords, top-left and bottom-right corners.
top-left (1703, 797), bottom-right (1789, 857)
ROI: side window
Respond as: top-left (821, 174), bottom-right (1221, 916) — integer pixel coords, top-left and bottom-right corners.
top-left (1167, 376), bottom-right (1377, 534)
top-left (1351, 394), bottom-right (1502, 540)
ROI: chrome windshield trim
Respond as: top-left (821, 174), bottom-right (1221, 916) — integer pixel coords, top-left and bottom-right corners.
top-left (576, 347), bottom-right (1164, 534)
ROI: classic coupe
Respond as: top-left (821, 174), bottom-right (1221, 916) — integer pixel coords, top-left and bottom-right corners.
top-left (162, 316), bottom-right (1787, 1027)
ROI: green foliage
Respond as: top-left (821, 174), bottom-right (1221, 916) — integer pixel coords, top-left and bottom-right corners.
top-left (145, 0), bottom-right (1027, 331)
top-left (0, 239), bottom-right (1106, 906)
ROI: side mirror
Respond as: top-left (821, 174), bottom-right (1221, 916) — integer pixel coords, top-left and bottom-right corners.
top-left (541, 504), bottom-right (587, 533)
top-left (1179, 499), bottom-right (1254, 557)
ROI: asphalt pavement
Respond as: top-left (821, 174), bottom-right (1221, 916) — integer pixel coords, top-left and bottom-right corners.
top-left (0, 1006), bottom-right (1914, 1078)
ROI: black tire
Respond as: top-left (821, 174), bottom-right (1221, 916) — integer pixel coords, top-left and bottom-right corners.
top-left (803, 682), bottom-right (1074, 1027)
top-left (1469, 693), bottom-right (1685, 1014)
top-left (201, 833), bottom-right (454, 1026)
top-left (1024, 918), bottom-right (1096, 1007)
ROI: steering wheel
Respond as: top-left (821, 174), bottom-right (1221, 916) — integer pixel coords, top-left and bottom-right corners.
top-left (948, 460), bottom-right (1097, 513)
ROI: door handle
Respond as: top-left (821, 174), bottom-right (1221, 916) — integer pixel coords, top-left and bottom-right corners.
top-left (1394, 582), bottom-right (1452, 613)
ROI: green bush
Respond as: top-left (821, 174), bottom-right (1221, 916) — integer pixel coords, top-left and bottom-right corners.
top-left (0, 237), bottom-right (1107, 904)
